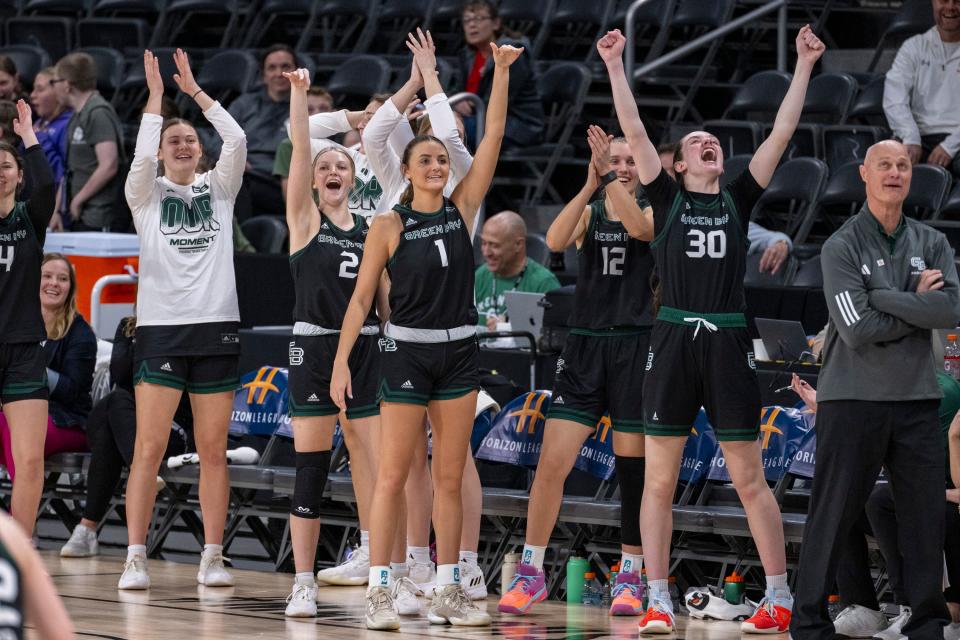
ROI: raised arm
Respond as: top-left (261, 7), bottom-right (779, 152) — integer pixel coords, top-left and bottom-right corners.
top-left (126, 50), bottom-right (164, 217)
top-left (15, 100), bottom-right (56, 235)
top-left (310, 109), bottom-right (362, 140)
top-left (451, 43), bottom-right (520, 231)
top-left (750, 26), bottom-right (825, 188)
top-left (172, 49), bottom-right (247, 200)
top-left (587, 124), bottom-right (653, 241)
top-left (545, 171), bottom-right (594, 252)
top-left (597, 30), bottom-right (661, 185)
top-left (821, 238), bottom-right (916, 349)
top-left (868, 234), bottom-right (960, 329)
top-left (330, 215), bottom-right (398, 410)
top-left (283, 68), bottom-right (319, 253)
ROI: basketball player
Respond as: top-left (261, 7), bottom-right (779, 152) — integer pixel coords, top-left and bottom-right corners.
top-left (119, 49), bottom-right (246, 590)
top-left (0, 99), bottom-right (55, 535)
top-left (600, 25), bottom-right (825, 634)
top-left (498, 127), bottom-right (653, 616)
top-left (330, 38), bottom-right (522, 631)
top-left (280, 68), bottom-right (384, 616)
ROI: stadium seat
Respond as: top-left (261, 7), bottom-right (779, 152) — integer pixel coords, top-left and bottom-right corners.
top-left (0, 1), bottom-right (22, 18)
top-left (427, 0), bottom-right (467, 52)
top-left (823, 125), bottom-right (885, 173)
top-left (612, 0), bottom-right (675, 66)
top-left (753, 157), bottom-right (828, 245)
top-left (493, 61), bottom-right (591, 206)
top-left (704, 121), bottom-right (761, 159)
top-left (115, 46), bottom-right (178, 118)
top-left (905, 164), bottom-right (951, 220)
top-left (77, 17), bottom-right (150, 51)
top-left (703, 71), bottom-right (791, 156)
top-left (941, 182), bottom-right (960, 220)
top-left (497, 0), bottom-right (552, 57)
top-left (792, 254), bottom-right (823, 288)
top-left (77, 47), bottom-right (126, 95)
top-left (525, 233), bottom-right (551, 267)
top-left (325, 54), bottom-right (391, 110)
top-left (4, 16), bottom-right (73, 62)
top-left (161, 0), bottom-right (242, 49)
top-left (0, 44), bottom-right (50, 87)
top-left (718, 154), bottom-right (752, 190)
top-left (814, 160), bottom-right (866, 242)
top-left (364, 0), bottom-right (430, 55)
top-left (291, 0), bottom-right (377, 53)
top-left (868, 0), bottom-right (933, 72)
top-left (241, 217), bottom-right (288, 254)
top-left (22, 0), bottom-right (86, 15)
top-left (847, 75), bottom-right (886, 125)
top-left (193, 48), bottom-right (258, 105)
top-left (802, 72), bottom-right (858, 124)
top-left (539, 0), bottom-right (613, 61)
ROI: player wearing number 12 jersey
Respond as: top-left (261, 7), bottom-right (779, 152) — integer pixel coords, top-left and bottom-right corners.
top-left (600, 25), bottom-right (826, 635)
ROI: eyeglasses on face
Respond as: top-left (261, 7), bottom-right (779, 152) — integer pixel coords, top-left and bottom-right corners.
top-left (462, 14), bottom-right (492, 25)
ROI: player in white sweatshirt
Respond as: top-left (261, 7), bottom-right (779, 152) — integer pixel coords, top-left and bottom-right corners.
top-left (118, 49), bottom-right (246, 592)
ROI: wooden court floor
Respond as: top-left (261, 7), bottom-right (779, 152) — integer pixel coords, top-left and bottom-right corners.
top-left (36, 552), bottom-right (754, 639)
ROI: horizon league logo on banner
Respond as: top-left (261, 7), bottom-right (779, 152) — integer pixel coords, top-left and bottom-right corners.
top-left (679, 410), bottom-right (719, 484)
top-left (573, 415), bottom-right (615, 481)
top-left (788, 407), bottom-right (817, 479)
top-left (230, 366), bottom-right (291, 437)
top-left (706, 405), bottom-right (811, 482)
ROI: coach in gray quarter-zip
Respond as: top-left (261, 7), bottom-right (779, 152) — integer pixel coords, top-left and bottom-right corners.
top-left (792, 140), bottom-right (960, 640)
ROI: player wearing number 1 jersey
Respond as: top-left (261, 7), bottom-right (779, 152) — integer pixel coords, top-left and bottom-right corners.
top-left (600, 25), bottom-right (826, 635)
top-left (499, 129), bottom-right (654, 617)
top-left (331, 39), bottom-right (523, 631)
top-left (281, 68), bottom-right (383, 617)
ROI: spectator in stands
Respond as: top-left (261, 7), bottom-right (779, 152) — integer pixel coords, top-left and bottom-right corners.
top-left (883, 0), bottom-right (960, 175)
top-left (0, 253), bottom-right (95, 480)
top-left (228, 44), bottom-right (296, 216)
top-left (53, 52), bottom-right (124, 232)
top-left (273, 86), bottom-right (334, 200)
top-left (60, 314), bottom-right (194, 559)
top-left (792, 140), bottom-right (960, 640)
top-left (476, 210), bottom-right (560, 330)
top-left (30, 67), bottom-right (72, 217)
top-left (455, 0), bottom-right (544, 150)
top-left (0, 100), bottom-right (17, 146)
top-left (0, 56), bottom-right (24, 102)
top-left (660, 138), bottom-right (793, 274)
top-left (792, 372), bottom-right (960, 640)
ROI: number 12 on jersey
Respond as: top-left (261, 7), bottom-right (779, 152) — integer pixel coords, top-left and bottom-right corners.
top-left (601, 246), bottom-right (625, 276)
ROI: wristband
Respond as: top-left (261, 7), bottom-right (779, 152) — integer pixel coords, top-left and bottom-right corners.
top-left (600, 170), bottom-right (617, 186)
top-left (191, 88), bottom-right (204, 99)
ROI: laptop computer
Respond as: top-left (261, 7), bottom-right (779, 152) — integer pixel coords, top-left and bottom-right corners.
top-left (755, 318), bottom-right (815, 363)
top-left (504, 291), bottom-right (546, 341)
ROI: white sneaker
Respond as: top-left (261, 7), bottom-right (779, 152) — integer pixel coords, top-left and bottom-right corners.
top-left (428, 584), bottom-right (491, 626)
top-left (197, 550), bottom-right (234, 587)
top-left (408, 560), bottom-right (436, 594)
top-left (60, 524), bottom-right (98, 558)
top-left (365, 586), bottom-right (401, 630)
top-left (834, 605), bottom-right (889, 638)
top-left (874, 606), bottom-right (911, 640)
top-left (284, 581), bottom-right (318, 618)
top-left (392, 576), bottom-right (422, 616)
top-left (317, 545), bottom-right (369, 586)
top-left (118, 555), bottom-right (150, 590)
top-left (459, 561), bottom-right (488, 600)
top-left (944, 622), bottom-right (960, 640)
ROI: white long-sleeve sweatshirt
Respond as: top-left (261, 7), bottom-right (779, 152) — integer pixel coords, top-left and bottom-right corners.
top-left (126, 102), bottom-right (246, 326)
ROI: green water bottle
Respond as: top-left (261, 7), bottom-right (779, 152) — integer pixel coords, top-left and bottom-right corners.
top-left (566, 556), bottom-right (589, 603)
top-left (724, 571), bottom-right (745, 604)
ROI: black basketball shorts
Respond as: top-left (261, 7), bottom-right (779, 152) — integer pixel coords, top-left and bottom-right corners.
top-left (288, 333), bottom-right (380, 420)
top-left (378, 336), bottom-right (479, 406)
top-left (0, 342), bottom-right (48, 404)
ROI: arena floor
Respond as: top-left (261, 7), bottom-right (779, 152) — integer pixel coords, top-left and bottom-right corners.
top-left (37, 552), bottom-right (755, 639)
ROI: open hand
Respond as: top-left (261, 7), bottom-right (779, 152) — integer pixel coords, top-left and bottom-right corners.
top-left (791, 373), bottom-right (817, 412)
top-left (404, 97), bottom-right (422, 123)
top-left (586, 124), bottom-right (613, 175)
top-left (330, 362), bottom-right (353, 412)
top-left (406, 28), bottom-right (437, 77)
top-left (490, 42), bottom-right (523, 68)
top-left (144, 50), bottom-right (164, 96)
top-left (796, 24), bottom-right (825, 66)
top-left (597, 29), bottom-right (626, 64)
top-left (283, 68), bottom-right (311, 91)
top-left (906, 144), bottom-right (923, 165)
top-left (759, 240), bottom-right (789, 274)
top-left (11, 99), bottom-right (34, 140)
top-left (172, 48), bottom-right (201, 97)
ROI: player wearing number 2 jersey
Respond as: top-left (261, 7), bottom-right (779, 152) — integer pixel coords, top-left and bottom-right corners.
top-left (331, 37), bottom-right (522, 631)
top-left (600, 25), bottom-right (826, 635)
top-left (499, 130), bottom-right (654, 617)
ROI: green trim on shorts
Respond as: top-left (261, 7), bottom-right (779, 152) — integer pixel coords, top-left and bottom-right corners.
top-left (1, 379), bottom-right (47, 396)
top-left (642, 422), bottom-right (692, 437)
top-left (715, 428), bottom-right (761, 443)
top-left (378, 381), bottom-right (430, 406)
top-left (187, 377), bottom-right (239, 394)
top-left (289, 397), bottom-right (340, 417)
top-left (346, 403), bottom-right (381, 420)
top-left (612, 417), bottom-right (646, 433)
top-left (134, 363), bottom-right (186, 390)
top-left (547, 406), bottom-right (600, 428)
top-left (430, 387), bottom-right (476, 401)
top-left (656, 306), bottom-right (747, 328)
top-left (569, 326), bottom-right (651, 337)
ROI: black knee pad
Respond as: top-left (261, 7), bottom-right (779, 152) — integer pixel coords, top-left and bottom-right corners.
top-left (615, 455), bottom-right (646, 547)
top-left (291, 450), bottom-right (331, 519)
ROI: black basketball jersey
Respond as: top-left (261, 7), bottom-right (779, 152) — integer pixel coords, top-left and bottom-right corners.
top-left (568, 195), bottom-right (655, 330)
top-left (0, 201), bottom-right (45, 344)
top-left (0, 536), bottom-right (23, 639)
top-left (290, 213), bottom-right (378, 329)
top-left (387, 198), bottom-right (478, 329)
top-left (645, 169), bottom-right (764, 314)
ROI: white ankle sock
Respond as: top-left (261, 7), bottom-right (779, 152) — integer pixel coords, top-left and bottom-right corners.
top-left (369, 566), bottom-right (392, 589)
top-left (202, 543), bottom-right (223, 556)
top-left (295, 572), bottom-right (315, 586)
top-left (621, 553), bottom-right (643, 575)
top-left (520, 544), bottom-right (546, 569)
top-left (360, 530), bottom-right (370, 550)
top-left (765, 573), bottom-right (793, 606)
top-left (459, 550), bottom-right (478, 567)
top-left (127, 544), bottom-right (146, 561)
top-left (407, 545), bottom-right (431, 565)
top-left (437, 563), bottom-right (460, 586)
top-left (390, 562), bottom-right (408, 577)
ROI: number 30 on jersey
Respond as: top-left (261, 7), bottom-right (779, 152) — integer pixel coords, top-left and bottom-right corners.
top-left (685, 229), bottom-right (726, 259)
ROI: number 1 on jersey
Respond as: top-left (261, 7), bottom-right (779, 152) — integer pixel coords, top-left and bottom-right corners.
top-left (434, 239), bottom-right (449, 268)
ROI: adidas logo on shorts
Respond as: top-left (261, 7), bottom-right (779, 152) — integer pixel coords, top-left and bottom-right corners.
top-left (307, 393), bottom-right (320, 402)
top-left (553, 395), bottom-right (564, 404)
top-left (160, 362), bottom-right (173, 372)
top-left (401, 380), bottom-right (414, 390)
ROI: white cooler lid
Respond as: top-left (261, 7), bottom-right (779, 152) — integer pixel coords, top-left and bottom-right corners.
top-left (44, 232), bottom-right (140, 257)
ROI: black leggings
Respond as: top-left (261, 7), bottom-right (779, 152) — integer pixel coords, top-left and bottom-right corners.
top-left (82, 388), bottom-right (189, 524)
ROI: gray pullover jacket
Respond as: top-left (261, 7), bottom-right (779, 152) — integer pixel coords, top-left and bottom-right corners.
top-left (818, 206), bottom-right (960, 402)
